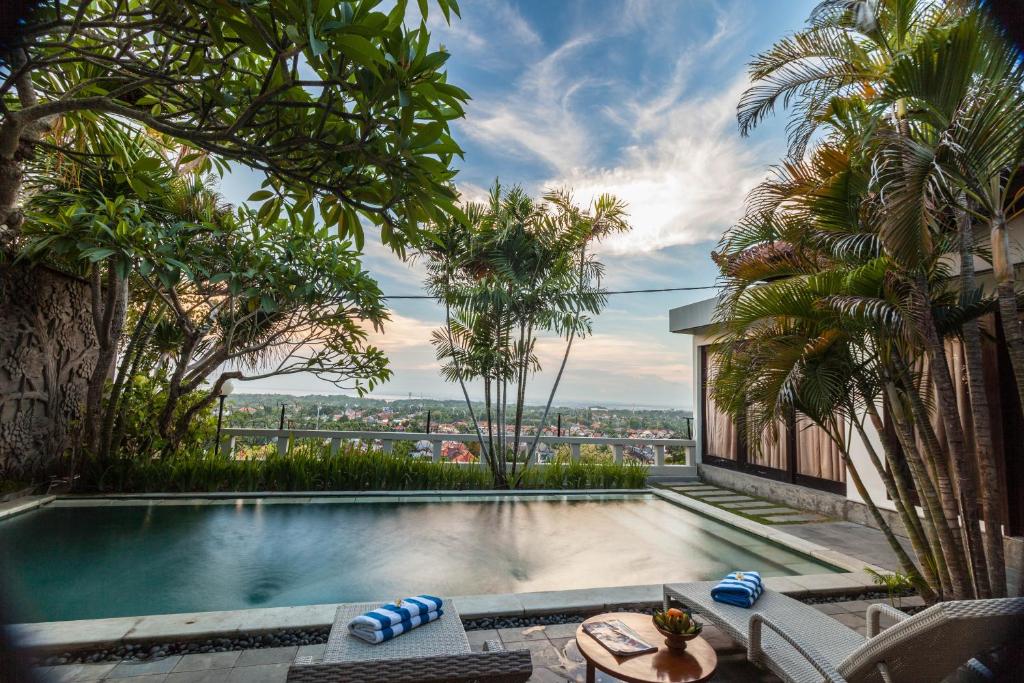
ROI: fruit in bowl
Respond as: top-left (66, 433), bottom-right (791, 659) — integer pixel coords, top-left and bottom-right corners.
top-left (652, 608), bottom-right (703, 650)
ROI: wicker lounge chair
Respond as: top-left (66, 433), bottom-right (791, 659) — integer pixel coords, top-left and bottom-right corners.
top-left (286, 600), bottom-right (532, 683)
top-left (664, 582), bottom-right (1024, 683)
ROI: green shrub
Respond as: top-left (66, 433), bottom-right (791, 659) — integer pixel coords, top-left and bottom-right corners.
top-left (79, 440), bottom-right (649, 493)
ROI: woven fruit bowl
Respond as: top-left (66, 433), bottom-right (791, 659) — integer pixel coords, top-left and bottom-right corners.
top-left (652, 608), bottom-right (703, 651)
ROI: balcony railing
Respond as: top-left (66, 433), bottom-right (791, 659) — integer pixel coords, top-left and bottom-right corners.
top-left (220, 428), bottom-right (696, 469)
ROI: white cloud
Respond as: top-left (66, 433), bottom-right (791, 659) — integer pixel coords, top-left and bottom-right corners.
top-left (460, 34), bottom-right (600, 174)
top-left (428, 0), bottom-right (541, 68)
top-left (562, 77), bottom-right (766, 255)
top-left (457, 3), bottom-right (767, 256)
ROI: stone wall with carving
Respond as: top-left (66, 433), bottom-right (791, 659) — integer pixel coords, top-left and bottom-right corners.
top-left (0, 262), bottom-right (97, 481)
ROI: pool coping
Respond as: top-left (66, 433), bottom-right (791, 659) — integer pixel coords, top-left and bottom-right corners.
top-left (0, 495), bottom-right (54, 521)
top-left (5, 488), bottom-right (888, 653)
top-left (42, 489), bottom-right (651, 506)
top-left (6, 573), bottom-right (884, 654)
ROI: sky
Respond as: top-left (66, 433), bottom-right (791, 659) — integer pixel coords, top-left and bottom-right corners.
top-left (220, 0), bottom-right (817, 409)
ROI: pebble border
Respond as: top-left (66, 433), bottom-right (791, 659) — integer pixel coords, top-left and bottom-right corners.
top-left (33, 590), bottom-right (915, 667)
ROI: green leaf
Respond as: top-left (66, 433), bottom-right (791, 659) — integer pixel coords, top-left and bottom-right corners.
top-left (134, 156), bottom-right (162, 173)
top-left (248, 190), bottom-right (275, 201)
top-left (336, 35), bottom-right (385, 69)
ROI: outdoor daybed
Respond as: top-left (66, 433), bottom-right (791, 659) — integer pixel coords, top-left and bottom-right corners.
top-left (286, 600), bottom-right (533, 683)
top-left (664, 581), bottom-right (1024, 683)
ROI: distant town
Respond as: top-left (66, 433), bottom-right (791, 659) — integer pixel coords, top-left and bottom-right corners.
top-left (223, 394), bottom-right (694, 463)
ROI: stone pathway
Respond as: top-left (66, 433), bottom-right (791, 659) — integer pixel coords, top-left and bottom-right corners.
top-left (30, 597), bottom-right (923, 682)
top-left (666, 482), bottom-right (830, 525)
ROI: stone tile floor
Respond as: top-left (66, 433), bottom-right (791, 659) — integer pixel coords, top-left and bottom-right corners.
top-left (667, 483), bottom-right (829, 525)
top-left (32, 598), bottom-right (917, 682)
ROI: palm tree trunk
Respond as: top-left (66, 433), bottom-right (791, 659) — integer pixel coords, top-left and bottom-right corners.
top-left (991, 210), bottom-right (1024, 410)
top-left (484, 379), bottom-right (500, 487)
top-left (896, 360), bottom-right (962, 534)
top-left (528, 248), bottom-right (588, 459)
top-left (911, 277), bottom-right (990, 597)
top-left (850, 414), bottom-right (938, 601)
top-left (862, 398), bottom-right (940, 585)
top-left (826, 417), bottom-right (930, 599)
top-left (442, 302), bottom-right (490, 471)
top-left (960, 212), bottom-right (1007, 596)
top-left (886, 381), bottom-right (965, 598)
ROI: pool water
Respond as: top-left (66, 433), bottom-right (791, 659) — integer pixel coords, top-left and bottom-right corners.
top-left (0, 495), bottom-right (836, 622)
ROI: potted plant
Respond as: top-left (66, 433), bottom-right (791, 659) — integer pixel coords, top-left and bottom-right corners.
top-left (652, 607), bottom-right (703, 651)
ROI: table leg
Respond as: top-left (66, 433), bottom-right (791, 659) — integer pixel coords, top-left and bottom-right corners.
top-left (586, 661), bottom-right (595, 683)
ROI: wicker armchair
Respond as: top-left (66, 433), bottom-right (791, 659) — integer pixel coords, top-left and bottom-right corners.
top-left (665, 582), bottom-right (1024, 683)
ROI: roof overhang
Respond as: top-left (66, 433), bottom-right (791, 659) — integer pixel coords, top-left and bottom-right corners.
top-left (668, 296), bottom-right (718, 335)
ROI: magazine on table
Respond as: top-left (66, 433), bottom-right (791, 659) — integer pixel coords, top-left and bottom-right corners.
top-left (582, 619), bottom-right (658, 657)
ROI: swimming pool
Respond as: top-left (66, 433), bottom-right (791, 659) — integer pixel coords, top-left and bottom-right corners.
top-left (0, 494), bottom-right (837, 623)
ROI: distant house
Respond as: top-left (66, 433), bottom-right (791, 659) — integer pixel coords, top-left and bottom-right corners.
top-left (442, 442), bottom-right (475, 463)
top-left (412, 440), bottom-right (433, 459)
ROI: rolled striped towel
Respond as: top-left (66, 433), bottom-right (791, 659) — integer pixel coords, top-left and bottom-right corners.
top-left (348, 609), bottom-right (443, 644)
top-left (348, 595), bottom-right (444, 631)
top-left (711, 571), bottom-right (764, 608)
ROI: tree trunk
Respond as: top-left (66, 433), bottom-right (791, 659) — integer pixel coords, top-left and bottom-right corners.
top-left (99, 295), bottom-right (156, 459)
top-left (912, 277), bottom-right (990, 598)
top-left (886, 381), bottom-right (965, 598)
top-left (828, 417), bottom-right (931, 600)
top-left (991, 211), bottom-right (1024, 410)
top-left (443, 301), bottom-right (489, 470)
top-left (960, 213), bottom-right (1007, 596)
top-left (83, 264), bottom-right (127, 456)
top-left (862, 398), bottom-right (939, 584)
top-left (850, 414), bottom-right (938, 601)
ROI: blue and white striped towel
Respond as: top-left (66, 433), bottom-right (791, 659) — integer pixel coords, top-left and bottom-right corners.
top-left (348, 608), bottom-right (443, 644)
top-left (710, 571), bottom-right (764, 608)
top-left (347, 595), bottom-right (445, 644)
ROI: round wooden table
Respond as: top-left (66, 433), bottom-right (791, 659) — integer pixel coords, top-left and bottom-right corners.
top-left (575, 612), bottom-right (717, 683)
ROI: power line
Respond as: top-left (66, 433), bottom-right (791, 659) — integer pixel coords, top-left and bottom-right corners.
top-left (382, 285), bottom-right (719, 300)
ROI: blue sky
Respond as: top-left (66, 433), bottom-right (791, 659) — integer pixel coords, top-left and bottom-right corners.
top-left (226, 0), bottom-right (817, 408)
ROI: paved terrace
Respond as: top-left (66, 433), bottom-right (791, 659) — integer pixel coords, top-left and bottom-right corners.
top-left (30, 593), bottom-right (924, 682)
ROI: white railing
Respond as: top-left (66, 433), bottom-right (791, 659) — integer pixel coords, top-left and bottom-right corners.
top-left (220, 428), bottom-right (696, 469)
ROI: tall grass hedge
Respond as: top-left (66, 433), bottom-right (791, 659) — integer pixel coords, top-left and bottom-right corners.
top-left (83, 441), bottom-right (649, 493)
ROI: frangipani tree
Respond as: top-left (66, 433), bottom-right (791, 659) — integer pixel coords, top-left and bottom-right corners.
top-left (20, 132), bottom-right (390, 467)
top-left (1, 0), bottom-right (467, 253)
top-left (423, 183), bottom-right (629, 488)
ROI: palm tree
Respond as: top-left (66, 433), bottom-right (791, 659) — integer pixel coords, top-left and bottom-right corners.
top-left (726, 0), bottom-right (1020, 598)
top-left (423, 183), bottom-right (629, 487)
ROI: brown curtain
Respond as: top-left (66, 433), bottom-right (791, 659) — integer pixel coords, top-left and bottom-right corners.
top-left (704, 352), bottom-right (739, 460)
top-left (795, 414), bottom-right (845, 482)
top-left (748, 416), bottom-right (788, 470)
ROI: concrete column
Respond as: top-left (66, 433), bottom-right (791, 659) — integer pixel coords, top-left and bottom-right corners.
top-left (277, 435), bottom-right (288, 456)
top-left (382, 440), bottom-right (393, 454)
top-left (570, 443), bottom-right (581, 461)
top-left (613, 445), bottom-right (623, 463)
top-left (431, 440), bottom-right (442, 462)
top-left (655, 445), bottom-right (666, 466)
top-left (223, 436), bottom-right (236, 459)
top-left (330, 438), bottom-right (341, 456)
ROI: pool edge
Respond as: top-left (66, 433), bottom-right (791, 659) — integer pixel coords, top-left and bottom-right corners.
top-left (5, 574), bottom-right (881, 654)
